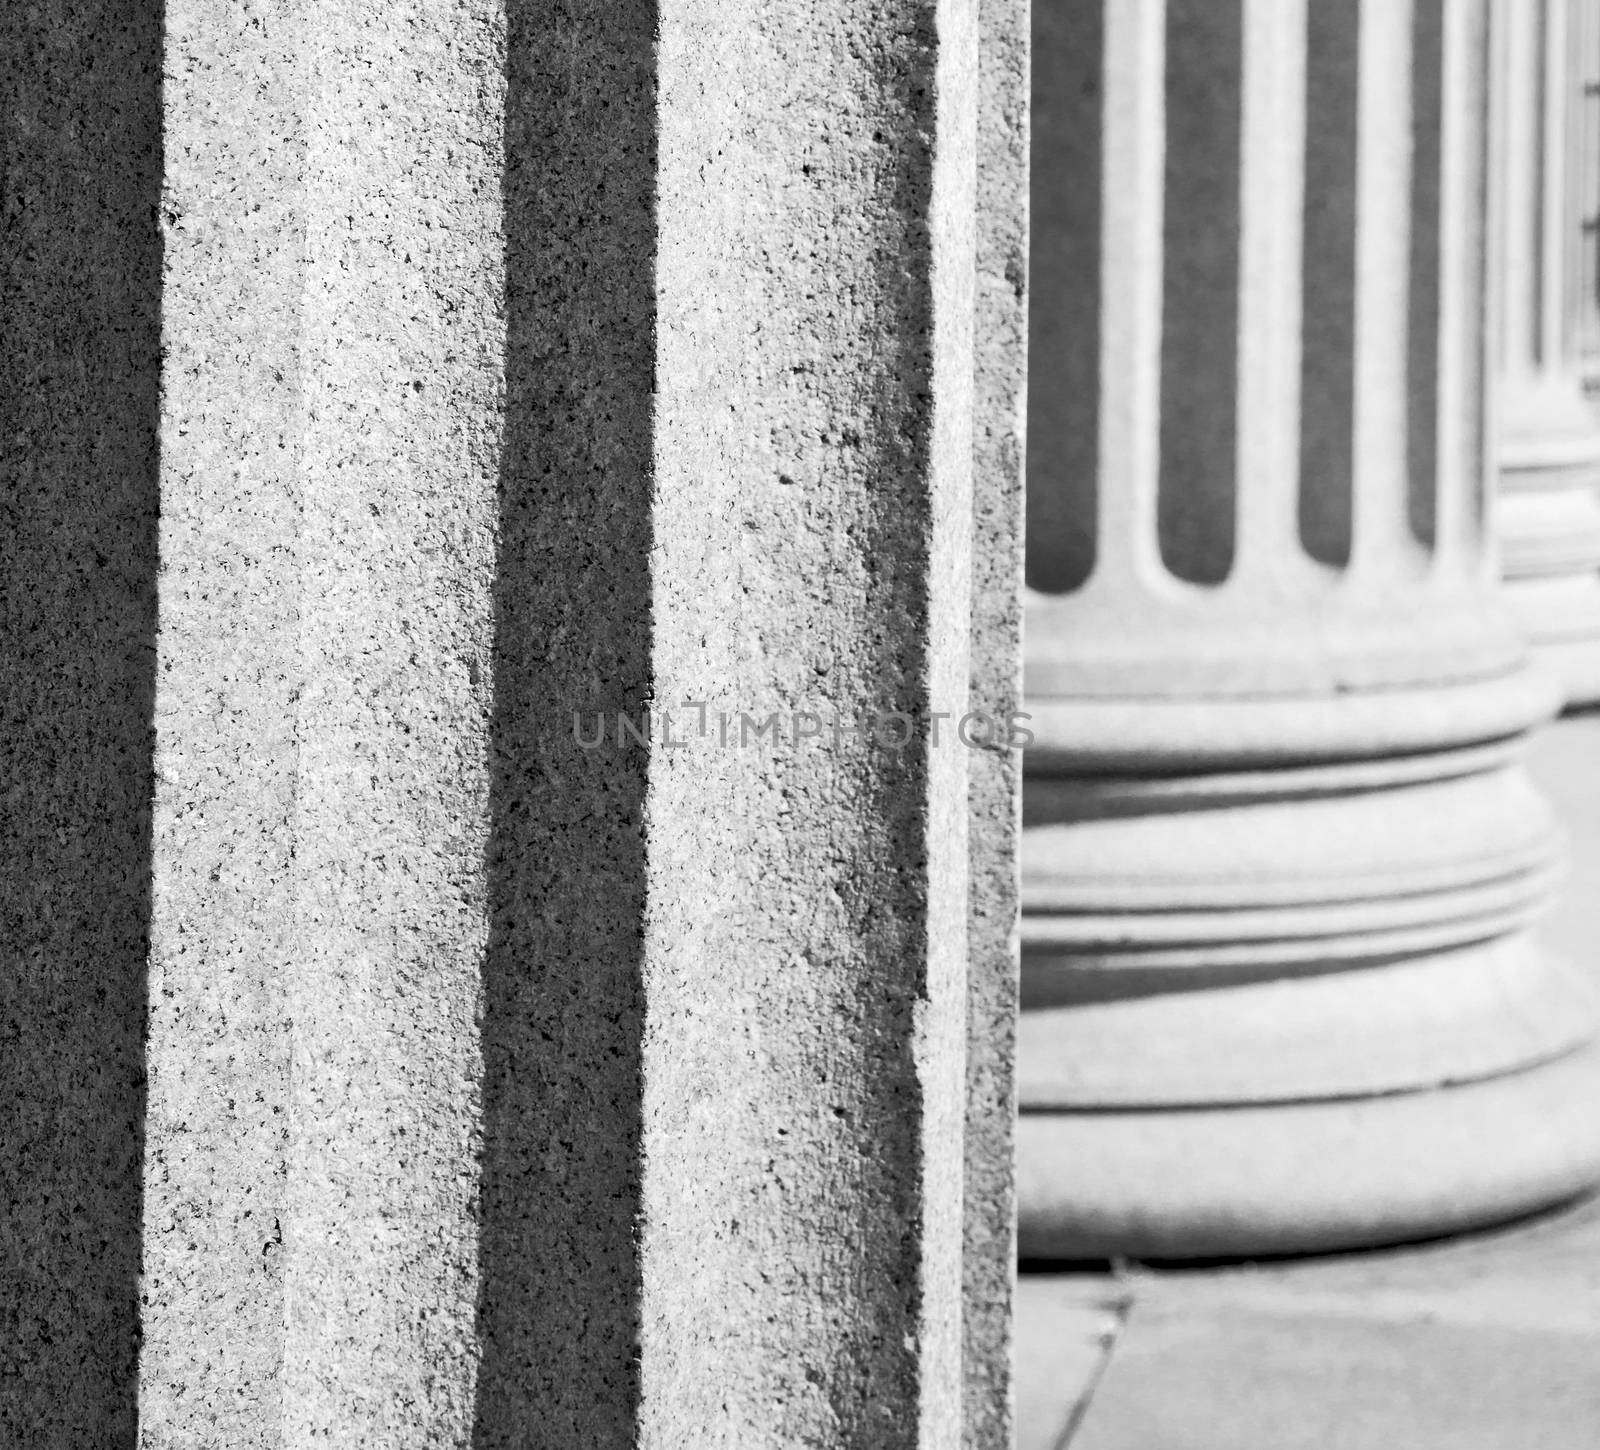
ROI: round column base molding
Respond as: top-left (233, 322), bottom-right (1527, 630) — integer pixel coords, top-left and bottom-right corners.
top-left (1502, 572), bottom-right (1600, 711)
top-left (1017, 1044), bottom-right (1600, 1261)
top-left (1498, 380), bottom-right (1600, 500)
top-left (1021, 664), bottom-right (1558, 774)
top-left (1527, 636), bottom-right (1600, 711)
top-left (1019, 936), bottom-right (1595, 1107)
top-left (1498, 485), bottom-right (1600, 580)
top-left (1022, 589), bottom-right (1533, 727)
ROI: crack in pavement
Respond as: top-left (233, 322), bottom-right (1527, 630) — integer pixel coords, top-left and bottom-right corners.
top-left (1055, 1272), bottom-right (1139, 1450)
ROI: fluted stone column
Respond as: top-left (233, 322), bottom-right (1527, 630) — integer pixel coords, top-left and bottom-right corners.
top-left (3, 0), bottom-right (1023, 1443)
top-left (1573, 0), bottom-right (1600, 384)
top-left (1021, 0), bottom-right (1600, 1260)
top-left (1496, 0), bottom-right (1600, 707)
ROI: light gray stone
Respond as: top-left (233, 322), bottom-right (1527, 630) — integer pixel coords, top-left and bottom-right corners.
top-left (1020, 1046), bottom-right (1600, 1259)
top-left (1019, 0), bottom-right (1600, 1260)
top-left (1020, 1186), bottom-right (1600, 1446)
top-left (1494, 0), bottom-right (1600, 709)
top-left (1014, 1277), bottom-right (1125, 1450)
top-left (966, 0), bottom-right (1029, 1443)
top-left (141, 1), bottom-right (301, 1443)
top-left (132, 0), bottom-right (993, 1443)
top-left (1071, 1299), bottom-right (1600, 1450)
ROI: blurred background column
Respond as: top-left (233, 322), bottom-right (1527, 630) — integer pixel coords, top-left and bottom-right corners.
top-left (1573, 0), bottom-right (1600, 391)
top-left (1020, 0), bottom-right (1600, 1259)
top-left (1495, 0), bottom-right (1600, 709)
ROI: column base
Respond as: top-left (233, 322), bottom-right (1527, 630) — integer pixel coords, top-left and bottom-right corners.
top-left (1498, 423), bottom-right (1600, 710)
top-left (1017, 1042), bottom-right (1600, 1260)
top-left (1503, 572), bottom-right (1600, 710)
top-left (1017, 668), bottom-right (1595, 1261)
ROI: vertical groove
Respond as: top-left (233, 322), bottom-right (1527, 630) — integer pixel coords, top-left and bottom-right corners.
top-left (1026, 0), bottom-right (1103, 594)
top-left (0, 1), bottom-right (159, 1442)
top-left (1478, 0), bottom-right (1498, 548)
top-left (1530, 0), bottom-right (1550, 368)
top-left (474, 3), bottom-right (655, 1444)
top-left (1471, 0), bottom-right (1495, 549)
top-left (1299, 0), bottom-right (1359, 568)
top-left (1157, 0), bottom-right (1241, 586)
top-left (1408, 0), bottom-right (1444, 552)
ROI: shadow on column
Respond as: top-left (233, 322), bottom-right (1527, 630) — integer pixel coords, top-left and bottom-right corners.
top-left (1026, 0), bottom-right (1102, 594)
top-left (474, 2), bottom-right (657, 1445)
top-left (1160, 0), bottom-right (1241, 586)
top-left (0, 3), bottom-right (161, 1445)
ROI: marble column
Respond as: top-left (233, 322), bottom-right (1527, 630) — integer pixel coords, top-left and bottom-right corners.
top-left (1496, 0), bottom-right (1600, 708)
top-left (3, 0), bottom-right (1022, 1443)
top-left (1573, 0), bottom-right (1600, 382)
top-left (1021, 0), bottom-right (1600, 1259)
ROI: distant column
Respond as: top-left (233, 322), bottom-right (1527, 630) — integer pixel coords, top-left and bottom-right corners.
top-left (1021, 0), bottom-right (1600, 1258)
top-left (1572, 0), bottom-right (1600, 383)
top-left (1495, 0), bottom-right (1600, 708)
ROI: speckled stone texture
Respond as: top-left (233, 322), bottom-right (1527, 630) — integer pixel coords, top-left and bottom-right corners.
top-left (965, 0), bottom-right (1027, 1446)
top-left (142, 2), bottom-right (300, 1444)
top-left (643, 0), bottom-right (976, 1442)
top-left (474, 1), bottom-right (653, 1443)
top-left (128, 0), bottom-right (993, 1445)
top-left (281, 1), bottom-right (506, 1441)
top-left (0, 2), bottom-right (160, 1444)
